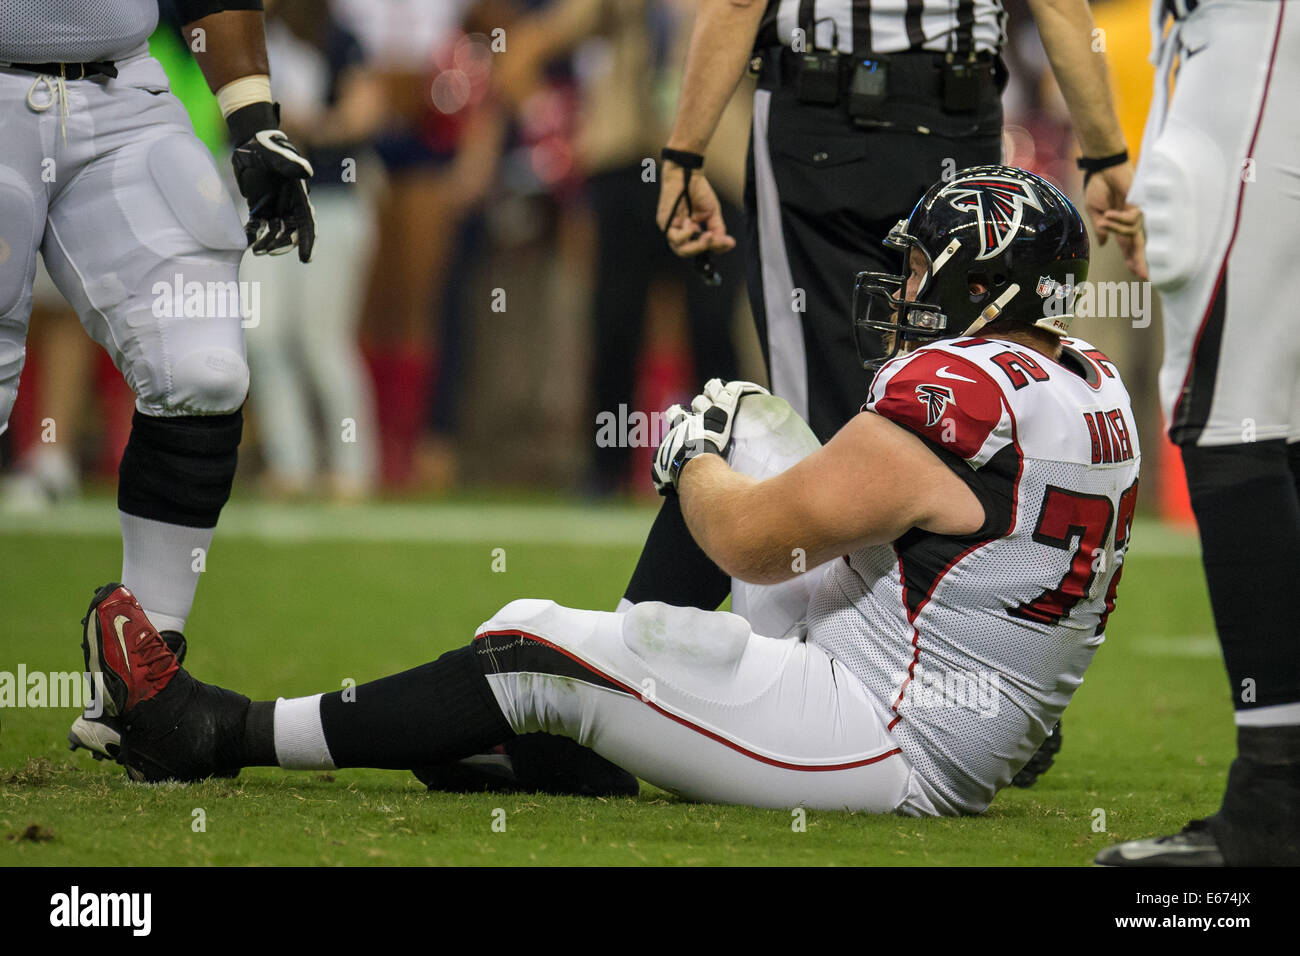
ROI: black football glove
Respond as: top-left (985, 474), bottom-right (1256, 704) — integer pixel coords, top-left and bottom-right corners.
top-left (228, 103), bottom-right (316, 262)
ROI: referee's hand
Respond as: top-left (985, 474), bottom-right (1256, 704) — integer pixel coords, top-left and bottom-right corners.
top-left (658, 163), bottom-right (737, 259)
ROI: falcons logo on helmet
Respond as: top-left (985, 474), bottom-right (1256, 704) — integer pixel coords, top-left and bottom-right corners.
top-left (945, 177), bottom-right (1044, 261)
top-left (915, 383), bottom-right (956, 428)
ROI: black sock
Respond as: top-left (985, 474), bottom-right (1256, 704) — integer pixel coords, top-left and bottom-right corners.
top-left (1182, 440), bottom-right (1300, 709)
top-left (242, 700), bottom-right (277, 766)
top-left (623, 494), bottom-right (731, 609)
top-left (1289, 440), bottom-right (1300, 502)
top-left (1209, 726), bottom-right (1300, 864)
top-left (297, 646), bottom-right (513, 770)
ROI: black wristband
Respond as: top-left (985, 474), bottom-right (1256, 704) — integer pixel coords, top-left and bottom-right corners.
top-left (174, 0), bottom-right (263, 25)
top-left (670, 443), bottom-right (722, 490)
top-left (226, 101), bottom-right (279, 147)
top-left (1076, 150), bottom-right (1128, 175)
top-left (661, 147), bottom-right (704, 170)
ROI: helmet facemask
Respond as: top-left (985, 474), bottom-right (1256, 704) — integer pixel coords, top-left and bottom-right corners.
top-left (853, 221), bottom-right (950, 373)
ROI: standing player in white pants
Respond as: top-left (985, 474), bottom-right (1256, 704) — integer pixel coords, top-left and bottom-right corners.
top-left (0, 1), bottom-right (314, 758)
top-left (80, 169), bottom-right (1141, 820)
top-left (1094, 0), bottom-right (1300, 867)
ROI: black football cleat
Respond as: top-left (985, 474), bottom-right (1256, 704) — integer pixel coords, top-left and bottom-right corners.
top-left (80, 583), bottom-right (247, 782)
top-left (1094, 818), bottom-right (1225, 867)
top-left (415, 746), bottom-right (518, 793)
top-left (415, 733), bottom-right (639, 797)
top-left (1201, 748), bottom-right (1300, 865)
top-left (81, 583), bottom-right (181, 718)
top-left (68, 714), bottom-right (125, 762)
top-left (1011, 719), bottom-right (1062, 788)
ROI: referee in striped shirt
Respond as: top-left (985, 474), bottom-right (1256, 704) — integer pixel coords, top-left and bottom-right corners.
top-left (658, 0), bottom-right (1143, 442)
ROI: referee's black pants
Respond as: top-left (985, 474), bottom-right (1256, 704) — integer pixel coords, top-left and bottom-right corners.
top-left (744, 55), bottom-right (1003, 442)
top-left (588, 161), bottom-right (743, 488)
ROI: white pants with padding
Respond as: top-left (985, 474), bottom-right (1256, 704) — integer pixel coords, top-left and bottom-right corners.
top-left (477, 598), bottom-right (912, 812)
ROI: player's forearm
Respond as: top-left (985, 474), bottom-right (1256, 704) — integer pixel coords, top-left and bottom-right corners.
top-left (665, 0), bottom-right (766, 154)
top-left (187, 9), bottom-right (269, 94)
top-left (678, 456), bottom-right (809, 585)
top-left (1030, 0), bottom-right (1127, 157)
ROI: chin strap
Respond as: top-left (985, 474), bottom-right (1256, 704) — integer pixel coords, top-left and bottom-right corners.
top-left (966, 282), bottom-right (1023, 332)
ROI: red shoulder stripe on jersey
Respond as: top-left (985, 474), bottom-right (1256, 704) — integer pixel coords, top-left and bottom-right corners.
top-left (872, 350), bottom-right (1006, 461)
top-left (864, 352), bottom-right (914, 408)
top-left (474, 629), bottom-right (903, 772)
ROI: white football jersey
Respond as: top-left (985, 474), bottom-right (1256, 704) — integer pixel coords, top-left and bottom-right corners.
top-left (0, 0), bottom-right (158, 63)
top-left (807, 335), bottom-right (1141, 815)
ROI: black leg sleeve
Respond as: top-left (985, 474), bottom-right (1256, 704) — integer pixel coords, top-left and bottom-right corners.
top-left (623, 494), bottom-right (731, 610)
top-left (1182, 440), bottom-right (1300, 710)
top-left (318, 647), bottom-right (513, 769)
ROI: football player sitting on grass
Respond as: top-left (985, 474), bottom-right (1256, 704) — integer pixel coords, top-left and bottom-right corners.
top-left (76, 167), bottom-right (1143, 823)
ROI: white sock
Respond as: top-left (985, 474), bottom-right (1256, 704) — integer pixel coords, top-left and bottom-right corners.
top-left (119, 512), bottom-right (215, 634)
top-left (274, 695), bottom-right (337, 770)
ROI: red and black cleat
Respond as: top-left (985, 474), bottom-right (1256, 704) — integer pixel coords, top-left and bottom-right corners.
top-left (80, 583), bottom-right (249, 783)
top-left (81, 583), bottom-right (180, 719)
top-left (69, 628), bottom-right (186, 762)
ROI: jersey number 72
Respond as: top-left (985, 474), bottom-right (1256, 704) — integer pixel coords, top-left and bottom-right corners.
top-left (1009, 480), bottom-right (1139, 631)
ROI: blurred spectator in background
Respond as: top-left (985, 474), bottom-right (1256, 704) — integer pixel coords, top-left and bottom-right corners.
top-left (240, 0), bottom-right (384, 502)
top-left (332, 0), bottom-right (505, 491)
top-left (498, 0), bottom-right (750, 494)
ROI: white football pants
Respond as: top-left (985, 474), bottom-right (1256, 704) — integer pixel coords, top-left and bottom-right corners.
top-left (0, 49), bottom-right (249, 431)
top-left (476, 396), bottom-right (917, 812)
top-left (1134, 0), bottom-right (1300, 446)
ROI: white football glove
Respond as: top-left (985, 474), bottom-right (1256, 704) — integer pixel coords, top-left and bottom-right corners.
top-left (651, 379), bottom-right (770, 495)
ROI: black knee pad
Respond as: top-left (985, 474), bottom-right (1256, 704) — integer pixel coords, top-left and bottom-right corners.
top-left (118, 410), bottom-right (243, 528)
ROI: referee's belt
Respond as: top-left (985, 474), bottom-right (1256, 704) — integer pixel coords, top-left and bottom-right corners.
top-left (751, 46), bottom-right (1001, 101)
top-left (1, 60), bottom-right (118, 80)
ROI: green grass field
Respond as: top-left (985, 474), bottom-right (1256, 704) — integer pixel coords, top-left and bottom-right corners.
top-left (0, 497), bottom-right (1228, 866)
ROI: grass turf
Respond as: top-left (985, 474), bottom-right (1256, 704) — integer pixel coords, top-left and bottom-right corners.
top-left (0, 499), bottom-right (1227, 866)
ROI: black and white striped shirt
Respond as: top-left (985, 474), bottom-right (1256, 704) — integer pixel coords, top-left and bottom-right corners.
top-left (756, 0), bottom-right (1008, 57)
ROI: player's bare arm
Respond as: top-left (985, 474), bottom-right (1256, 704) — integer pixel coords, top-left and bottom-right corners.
top-left (677, 412), bottom-right (985, 585)
top-left (179, 1), bottom-right (316, 261)
top-left (657, 0), bottom-right (765, 258)
top-left (1027, 0), bottom-right (1146, 277)
top-left (185, 8), bottom-right (268, 91)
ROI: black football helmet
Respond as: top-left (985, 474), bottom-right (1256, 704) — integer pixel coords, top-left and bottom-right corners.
top-left (853, 165), bottom-right (1090, 372)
